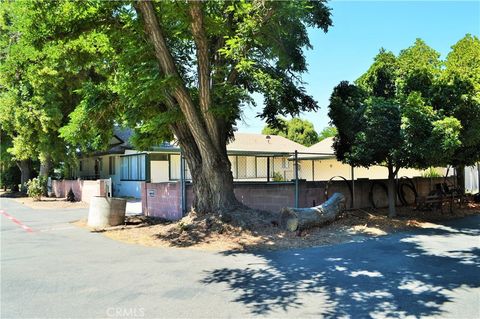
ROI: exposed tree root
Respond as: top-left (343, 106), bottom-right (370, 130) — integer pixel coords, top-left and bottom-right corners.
top-left (89, 202), bottom-right (480, 250)
top-left (155, 207), bottom-right (281, 247)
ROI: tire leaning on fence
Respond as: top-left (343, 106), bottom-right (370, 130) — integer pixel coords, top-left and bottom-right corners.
top-left (368, 180), bottom-right (389, 209)
top-left (397, 176), bottom-right (418, 206)
top-left (325, 176), bottom-right (353, 209)
top-left (369, 177), bottom-right (418, 209)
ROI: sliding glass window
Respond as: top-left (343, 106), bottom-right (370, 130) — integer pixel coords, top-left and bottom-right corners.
top-left (120, 154), bottom-right (147, 181)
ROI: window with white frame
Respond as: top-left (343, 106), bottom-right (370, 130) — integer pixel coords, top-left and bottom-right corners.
top-left (169, 155), bottom-right (180, 180)
top-left (120, 154), bottom-right (146, 181)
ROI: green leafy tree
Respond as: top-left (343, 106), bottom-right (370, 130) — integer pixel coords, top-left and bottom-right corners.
top-left (432, 35), bottom-right (480, 190)
top-left (262, 117), bottom-right (319, 146)
top-left (0, 6), bottom-right (32, 190)
top-left (318, 126), bottom-right (337, 141)
top-left (0, 2), bottom-right (110, 192)
top-left (444, 34), bottom-right (480, 91)
top-left (13, 0), bottom-right (332, 215)
top-left (396, 38), bottom-right (442, 99)
top-left (0, 131), bottom-right (21, 191)
top-left (329, 47), bottom-right (461, 217)
top-left (356, 48), bottom-right (397, 99)
top-left (393, 36), bottom-right (480, 191)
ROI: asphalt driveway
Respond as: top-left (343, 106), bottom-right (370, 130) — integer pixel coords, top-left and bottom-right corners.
top-left (1, 198), bottom-right (479, 318)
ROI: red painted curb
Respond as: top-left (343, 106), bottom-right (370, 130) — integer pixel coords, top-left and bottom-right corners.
top-left (0, 210), bottom-right (34, 233)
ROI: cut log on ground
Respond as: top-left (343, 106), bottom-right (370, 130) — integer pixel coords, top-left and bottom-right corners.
top-left (281, 193), bottom-right (346, 232)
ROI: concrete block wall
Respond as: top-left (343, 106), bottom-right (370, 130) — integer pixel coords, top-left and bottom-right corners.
top-left (52, 180), bottom-right (83, 201)
top-left (81, 180), bottom-right (104, 204)
top-left (318, 177), bottom-right (456, 209)
top-left (142, 177), bottom-right (456, 221)
top-left (413, 177), bottom-right (447, 197)
top-left (181, 182), bottom-right (297, 214)
top-left (52, 179), bottom-right (105, 203)
top-left (300, 181), bottom-right (327, 208)
top-left (142, 182), bottom-right (182, 220)
top-left (234, 182), bottom-right (295, 212)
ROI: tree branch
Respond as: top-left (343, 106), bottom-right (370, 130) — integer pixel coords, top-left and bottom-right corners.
top-left (394, 166), bottom-right (401, 176)
top-left (224, 5), bottom-right (274, 85)
top-left (227, 68), bottom-right (238, 84)
top-left (135, 0), bottom-right (219, 164)
top-left (189, 2), bottom-right (221, 150)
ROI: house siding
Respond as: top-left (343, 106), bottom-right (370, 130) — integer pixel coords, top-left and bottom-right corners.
top-left (298, 158), bottom-right (445, 181)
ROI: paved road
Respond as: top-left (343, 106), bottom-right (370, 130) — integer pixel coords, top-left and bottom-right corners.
top-left (1, 198), bottom-right (479, 319)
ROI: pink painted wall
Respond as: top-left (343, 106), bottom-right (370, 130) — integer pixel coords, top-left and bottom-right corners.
top-left (52, 180), bottom-right (83, 201)
top-left (143, 177), bottom-right (455, 221)
top-left (142, 182), bottom-right (182, 220)
top-left (81, 180), bottom-right (104, 203)
top-left (52, 179), bottom-right (104, 203)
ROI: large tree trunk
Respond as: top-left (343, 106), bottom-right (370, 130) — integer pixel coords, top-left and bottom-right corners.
top-left (39, 156), bottom-right (51, 196)
top-left (39, 161), bottom-right (50, 178)
top-left (17, 159), bottom-right (31, 193)
top-left (455, 165), bottom-right (465, 194)
top-left (180, 135), bottom-right (240, 215)
top-left (137, 1), bottom-right (241, 215)
top-left (387, 166), bottom-right (397, 217)
top-left (281, 193), bottom-right (345, 232)
top-left (189, 160), bottom-right (239, 214)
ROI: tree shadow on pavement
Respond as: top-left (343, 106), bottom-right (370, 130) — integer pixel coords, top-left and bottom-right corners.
top-left (201, 216), bottom-right (480, 317)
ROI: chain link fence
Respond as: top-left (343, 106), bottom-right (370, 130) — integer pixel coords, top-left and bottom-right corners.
top-left (177, 151), bottom-right (341, 183)
top-left (170, 150), bottom-right (463, 215)
top-left (144, 150), bottom-right (463, 217)
top-left (177, 151), bottom-right (346, 210)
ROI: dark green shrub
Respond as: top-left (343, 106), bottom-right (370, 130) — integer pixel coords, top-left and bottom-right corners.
top-left (66, 188), bottom-right (76, 202)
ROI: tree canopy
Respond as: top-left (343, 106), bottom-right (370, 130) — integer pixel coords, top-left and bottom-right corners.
top-left (0, 0), bottom-right (332, 213)
top-left (318, 126), bottom-right (337, 141)
top-left (262, 117), bottom-right (319, 146)
top-left (329, 39), bottom-right (466, 216)
top-left (435, 35), bottom-right (480, 169)
top-left (0, 1), bottom-right (105, 188)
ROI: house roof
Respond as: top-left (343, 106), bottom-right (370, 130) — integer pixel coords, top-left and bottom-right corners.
top-left (113, 127), bottom-right (133, 146)
top-left (108, 127), bottom-right (134, 153)
top-left (93, 130), bottom-right (307, 157)
top-left (149, 132), bottom-right (306, 155)
top-left (308, 137), bottom-right (335, 154)
top-left (90, 127), bottom-right (134, 156)
top-left (226, 133), bottom-right (307, 155)
top-left (296, 137), bottom-right (336, 160)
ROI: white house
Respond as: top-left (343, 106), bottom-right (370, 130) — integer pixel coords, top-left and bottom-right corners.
top-left (75, 129), bottom-right (149, 198)
top-left (297, 137), bottom-right (449, 181)
top-left (76, 130), bottom-right (307, 198)
top-left (148, 133), bottom-right (308, 183)
top-left (77, 129), bottom-right (472, 199)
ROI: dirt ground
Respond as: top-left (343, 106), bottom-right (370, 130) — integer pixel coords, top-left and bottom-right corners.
top-left (76, 202), bottom-right (480, 252)
top-left (1, 191), bottom-right (89, 210)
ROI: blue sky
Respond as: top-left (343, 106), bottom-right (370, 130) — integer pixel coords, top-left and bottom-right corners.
top-left (237, 0), bottom-right (480, 133)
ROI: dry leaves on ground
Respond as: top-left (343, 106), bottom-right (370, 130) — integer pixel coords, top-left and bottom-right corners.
top-left (83, 202), bottom-right (480, 252)
top-left (10, 195), bottom-right (89, 210)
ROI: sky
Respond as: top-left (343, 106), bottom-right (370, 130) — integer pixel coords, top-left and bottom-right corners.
top-left (236, 0), bottom-right (480, 134)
